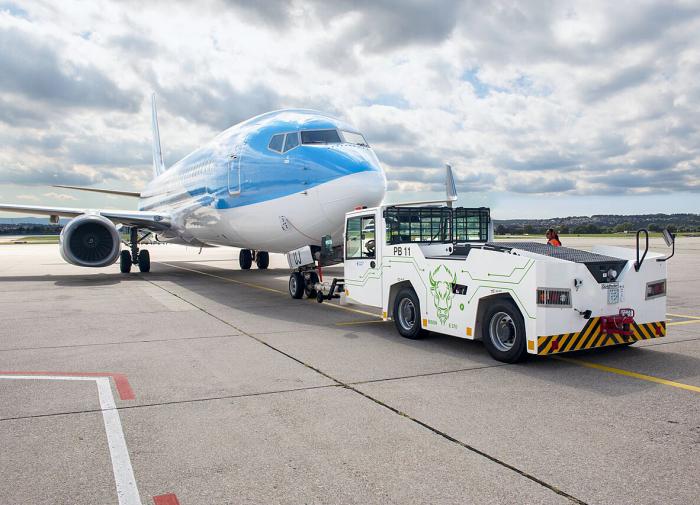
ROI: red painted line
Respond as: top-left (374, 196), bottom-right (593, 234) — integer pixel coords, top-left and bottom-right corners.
top-left (153, 493), bottom-right (181, 505)
top-left (0, 371), bottom-right (135, 400)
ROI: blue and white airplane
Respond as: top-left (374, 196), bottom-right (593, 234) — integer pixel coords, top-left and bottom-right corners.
top-left (0, 97), bottom-right (387, 284)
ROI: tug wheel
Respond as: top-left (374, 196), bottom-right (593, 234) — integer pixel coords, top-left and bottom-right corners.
top-left (482, 300), bottom-right (527, 363)
top-left (393, 288), bottom-right (427, 340)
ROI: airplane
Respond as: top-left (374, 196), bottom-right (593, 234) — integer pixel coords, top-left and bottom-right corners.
top-left (0, 96), bottom-right (387, 296)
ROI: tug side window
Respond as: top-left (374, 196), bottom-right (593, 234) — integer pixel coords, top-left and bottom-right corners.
top-left (346, 216), bottom-right (375, 259)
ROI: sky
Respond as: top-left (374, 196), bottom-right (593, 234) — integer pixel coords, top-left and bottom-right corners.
top-left (0, 0), bottom-right (698, 219)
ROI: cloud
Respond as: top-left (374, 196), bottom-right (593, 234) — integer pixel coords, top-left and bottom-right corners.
top-left (43, 191), bottom-right (77, 200)
top-left (0, 25), bottom-right (139, 111)
top-left (0, 1), bottom-right (699, 213)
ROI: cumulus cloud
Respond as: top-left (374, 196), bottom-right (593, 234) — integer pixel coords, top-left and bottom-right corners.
top-left (0, 0), bottom-right (698, 212)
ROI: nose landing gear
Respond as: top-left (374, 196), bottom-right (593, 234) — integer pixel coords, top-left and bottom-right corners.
top-left (120, 227), bottom-right (151, 273)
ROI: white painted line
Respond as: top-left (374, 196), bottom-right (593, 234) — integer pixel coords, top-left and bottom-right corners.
top-left (0, 375), bottom-right (142, 505)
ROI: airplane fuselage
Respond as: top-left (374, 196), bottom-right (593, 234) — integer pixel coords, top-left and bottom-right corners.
top-left (139, 109), bottom-right (386, 253)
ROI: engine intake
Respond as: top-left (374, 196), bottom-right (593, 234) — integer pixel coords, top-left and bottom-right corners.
top-left (59, 214), bottom-right (121, 267)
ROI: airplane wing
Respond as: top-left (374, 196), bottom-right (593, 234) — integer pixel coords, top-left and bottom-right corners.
top-left (51, 184), bottom-right (141, 198)
top-left (0, 203), bottom-right (171, 231)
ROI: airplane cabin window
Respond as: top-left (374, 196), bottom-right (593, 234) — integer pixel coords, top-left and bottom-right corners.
top-left (268, 134), bottom-right (284, 152)
top-left (283, 132), bottom-right (299, 152)
top-left (341, 131), bottom-right (369, 146)
top-left (301, 129), bottom-right (341, 144)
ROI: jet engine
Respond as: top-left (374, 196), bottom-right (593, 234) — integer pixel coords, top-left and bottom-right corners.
top-left (59, 214), bottom-right (121, 267)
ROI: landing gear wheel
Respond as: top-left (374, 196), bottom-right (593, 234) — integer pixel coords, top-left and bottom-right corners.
top-left (255, 251), bottom-right (269, 269)
top-left (289, 272), bottom-right (305, 299)
top-left (138, 249), bottom-right (151, 273)
top-left (393, 288), bottom-right (427, 340)
top-left (482, 300), bottom-right (527, 363)
top-left (305, 271), bottom-right (319, 299)
top-left (239, 249), bottom-right (252, 270)
top-left (119, 250), bottom-right (132, 273)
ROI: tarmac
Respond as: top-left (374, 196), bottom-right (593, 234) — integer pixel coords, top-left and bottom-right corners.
top-left (0, 237), bottom-right (698, 505)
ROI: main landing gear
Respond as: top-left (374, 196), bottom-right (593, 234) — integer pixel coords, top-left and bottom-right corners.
top-left (239, 249), bottom-right (269, 270)
top-left (120, 227), bottom-right (151, 273)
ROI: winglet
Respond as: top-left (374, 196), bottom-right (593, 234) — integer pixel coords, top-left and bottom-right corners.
top-left (445, 163), bottom-right (458, 207)
top-left (151, 93), bottom-right (165, 177)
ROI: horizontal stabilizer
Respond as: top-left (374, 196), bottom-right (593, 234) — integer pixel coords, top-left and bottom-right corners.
top-left (52, 185), bottom-right (141, 198)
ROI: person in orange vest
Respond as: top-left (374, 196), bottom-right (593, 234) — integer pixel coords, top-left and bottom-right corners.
top-left (546, 228), bottom-right (562, 246)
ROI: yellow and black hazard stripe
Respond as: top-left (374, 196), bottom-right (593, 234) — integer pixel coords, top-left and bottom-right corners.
top-left (537, 318), bottom-right (666, 355)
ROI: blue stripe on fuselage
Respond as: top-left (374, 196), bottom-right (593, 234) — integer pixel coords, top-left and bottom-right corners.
top-left (139, 109), bottom-right (383, 213)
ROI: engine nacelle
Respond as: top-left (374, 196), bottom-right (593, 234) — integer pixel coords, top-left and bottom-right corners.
top-left (59, 214), bottom-right (121, 267)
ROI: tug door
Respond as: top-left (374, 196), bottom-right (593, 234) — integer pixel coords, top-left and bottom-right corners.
top-left (344, 213), bottom-right (382, 307)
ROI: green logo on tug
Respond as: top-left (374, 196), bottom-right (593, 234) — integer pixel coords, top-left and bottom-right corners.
top-left (429, 264), bottom-right (456, 325)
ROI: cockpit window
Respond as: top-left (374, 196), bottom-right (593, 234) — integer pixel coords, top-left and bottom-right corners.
top-left (301, 129), bottom-right (341, 144)
top-left (268, 134), bottom-right (284, 152)
top-left (283, 132), bottom-right (299, 152)
top-left (341, 130), bottom-right (369, 146)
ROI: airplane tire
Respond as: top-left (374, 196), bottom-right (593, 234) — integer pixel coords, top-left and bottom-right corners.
top-left (482, 300), bottom-right (527, 363)
top-left (289, 272), bottom-right (305, 299)
top-left (120, 250), bottom-right (132, 273)
top-left (239, 249), bottom-right (252, 270)
top-left (393, 288), bottom-right (427, 340)
top-left (256, 251), bottom-right (269, 269)
top-left (138, 249), bottom-right (151, 273)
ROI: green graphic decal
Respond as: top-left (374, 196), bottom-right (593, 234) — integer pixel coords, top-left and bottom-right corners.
top-left (429, 264), bottom-right (456, 325)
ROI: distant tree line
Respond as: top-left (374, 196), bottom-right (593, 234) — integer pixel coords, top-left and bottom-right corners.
top-left (0, 224), bottom-right (63, 235)
top-left (495, 213), bottom-right (700, 235)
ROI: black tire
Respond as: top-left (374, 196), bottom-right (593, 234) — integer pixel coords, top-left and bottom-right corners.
top-left (289, 272), bottom-right (305, 299)
top-left (316, 291), bottom-right (325, 303)
top-left (481, 299), bottom-right (527, 363)
top-left (305, 271), bottom-right (319, 299)
top-left (392, 288), bottom-right (426, 340)
top-left (239, 249), bottom-right (252, 270)
top-left (119, 250), bottom-right (132, 273)
top-left (138, 249), bottom-right (151, 273)
top-left (255, 251), bottom-right (269, 269)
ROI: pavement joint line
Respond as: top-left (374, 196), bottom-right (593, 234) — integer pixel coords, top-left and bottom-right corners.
top-left (555, 357), bottom-right (700, 393)
top-left (155, 261), bottom-right (381, 318)
top-left (143, 277), bottom-right (588, 505)
top-left (349, 363), bottom-right (509, 386)
top-left (0, 383), bottom-right (341, 423)
top-left (0, 333), bottom-right (242, 353)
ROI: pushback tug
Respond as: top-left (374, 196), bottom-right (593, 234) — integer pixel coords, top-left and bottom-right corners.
top-left (286, 167), bottom-right (673, 363)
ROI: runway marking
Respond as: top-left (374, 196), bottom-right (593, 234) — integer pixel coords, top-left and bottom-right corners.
top-left (668, 319), bottom-right (700, 327)
top-left (335, 319), bottom-right (388, 326)
top-left (156, 261), bottom-right (381, 318)
top-left (556, 358), bottom-right (700, 394)
top-left (666, 312), bottom-right (700, 320)
top-left (153, 493), bottom-right (181, 505)
top-left (0, 374), bottom-right (142, 505)
top-left (0, 370), bottom-right (135, 400)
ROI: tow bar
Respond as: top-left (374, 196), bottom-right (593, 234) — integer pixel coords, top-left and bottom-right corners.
top-left (315, 277), bottom-right (344, 303)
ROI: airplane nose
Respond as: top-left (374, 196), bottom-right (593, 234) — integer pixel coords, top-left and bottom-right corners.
top-left (318, 159), bottom-right (386, 223)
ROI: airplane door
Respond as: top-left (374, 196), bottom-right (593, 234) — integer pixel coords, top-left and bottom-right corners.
top-left (228, 144), bottom-right (242, 195)
top-left (344, 213), bottom-right (382, 307)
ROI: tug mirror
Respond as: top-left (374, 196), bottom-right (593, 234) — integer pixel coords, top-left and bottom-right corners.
top-left (662, 228), bottom-right (674, 247)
